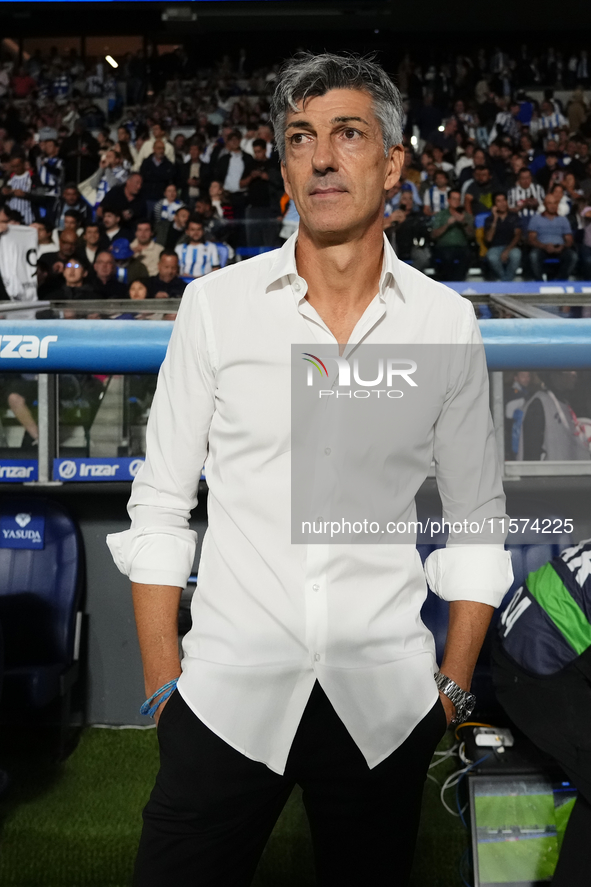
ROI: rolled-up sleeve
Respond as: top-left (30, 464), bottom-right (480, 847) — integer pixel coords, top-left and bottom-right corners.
top-left (423, 301), bottom-right (513, 608)
top-left (106, 281), bottom-right (216, 588)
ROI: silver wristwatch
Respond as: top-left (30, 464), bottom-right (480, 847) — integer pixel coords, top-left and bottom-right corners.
top-left (434, 671), bottom-right (476, 726)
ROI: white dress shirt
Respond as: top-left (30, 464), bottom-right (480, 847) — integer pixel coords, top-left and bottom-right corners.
top-left (107, 233), bottom-right (513, 775)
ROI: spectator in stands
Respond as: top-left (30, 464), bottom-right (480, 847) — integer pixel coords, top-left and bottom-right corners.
top-left (192, 195), bottom-right (226, 242)
top-left (100, 172), bottom-right (147, 228)
top-left (484, 192), bottom-right (523, 281)
top-left (154, 184), bottom-right (184, 224)
top-left (464, 165), bottom-right (497, 217)
top-left (59, 119), bottom-right (99, 184)
top-left (241, 138), bottom-right (281, 247)
top-left (82, 222), bottom-right (105, 266)
top-left (527, 192), bottom-right (577, 279)
top-left (51, 182), bottom-right (91, 231)
top-left (508, 168), bottom-right (545, 221)
top-left (102, 208), bottom-right (132, 245)
top-left (214, 129), bottom-right (250, 216)
top-left (431, 188), bottom-right (475, 280)
top-left (92, 251), bottom-right (128, 299)
top-left (139, 140), bottom-right (176, 218)
top-left (423, 170), bottom-right (450, 216)
top-left (384, 187), bottom-right (431, 273)
top-left (146, 250), bottom-right (186, 298)
top-left (129, 279), bottom-right (149, 300)
top-left (505, 152), bottom-right (526, 189)
top-left (86, 147), bottom-right (129, 211)
top-left (0, 376), bottom-right (39, 448)
top-left (36, 131), bottom-right (64, 210)
top-left (133, 122), bottom-right (175, 171)
top-left (31, 220), bottom-right (55, 256)
top-left (110, 237), bottom-right (149, 286)
top-left (536, 151), bottom-right (563, 192)
top-left (1, 154), bottom-right (34, 224)
top-left (43, 228), bottom-right (79, 281)
top-left (179, 140), bottom-right (202, 208)
top-left (47, 257), bottom-right (97, 301)
top-left (155, 205), bottom-right (191, 250)
top-left (427, 116), bottom-right (458, 158)
top-left (175, 216), bottom-right (221, 279)
top-left (131, 219), bottom-right (164, 276)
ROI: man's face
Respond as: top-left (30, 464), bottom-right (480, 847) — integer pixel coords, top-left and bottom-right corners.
top-left (515, 371), bottom-right (531, 388)
top-left (158, 255), bottom-right (179, 282)
top-left (59, 231), bottom-right (78, 258)
top-left (84, 226), bottom-right (100, 246)
top-left (546, 154), bottom-right (558, 168)
top-left (176, 208), bottom-right (190, 229)
top-left (474, 151), bottom-right (486, 167)
top-left (103, 211), bottom-right (119, 230)
top-left (153, 140), bottom-right (165, 160)
top-left (510, 154), bottom-right (524, 174)
top-left (64, 216), bottom-right (77, 232)
top-left (434, 173), bottom-right (447, 190)
top-left (253, 145), bottom-right (267, 162)
top-left (448, 191), bottom-right (461, 210)
top-left (187, 222), bottom-right (204, 243)
top-left (281, 88), bottom-right (402, 240)
top-left (518, 171), bottom-right (532, 189)
top-left (494, 194), bottom-right (508, 213)
top-left (209, 181), bottom-right (222, 200)
top-left (189, 144), bottom-right (200, 161)
top-left (164, 184), bottom-right (177, 202)
top-left (64, 260), bottom-right (85, 286)
top-left (136, 222), bottom-right (152, 245)
top-left (63, 187), bottom-right (79, 206)
top-left (226, 135), bottom-right (241, 153)
top-left (152, 125), bottom-right (164, 140)
top-left (95, 253), bottom-right (115, 280)
top-left (258, 125), bottom-right (272, 143)
top-left (544, 194), bottom-right (560, 214)
top-left (474, 168), bottom-right (491, 185)
top-left (126, 174), bottom-right (142, 196)
top-left (10, 157), bottom-right (25, 176)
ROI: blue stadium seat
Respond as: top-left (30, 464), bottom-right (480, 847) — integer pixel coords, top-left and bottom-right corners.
top-left (0, 498), bottom-right (83, 721)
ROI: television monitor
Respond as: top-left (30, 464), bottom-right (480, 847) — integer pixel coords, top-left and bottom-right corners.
top-left (468, 774), bottom-right (577, 887)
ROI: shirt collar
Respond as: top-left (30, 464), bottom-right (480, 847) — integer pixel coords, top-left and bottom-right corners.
top-left (266, 231), bottom-right (398, 302)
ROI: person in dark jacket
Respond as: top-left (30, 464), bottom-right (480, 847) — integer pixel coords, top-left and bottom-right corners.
top-left (139, 140), bottom-right (176, 219)
top-left (493, 541), bottom-right (591, 887)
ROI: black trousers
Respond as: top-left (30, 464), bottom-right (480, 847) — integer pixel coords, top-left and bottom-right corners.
top-left (134, 681), bottom-right (447, 886)
top-left (492, 642), bottom-right (591, 887)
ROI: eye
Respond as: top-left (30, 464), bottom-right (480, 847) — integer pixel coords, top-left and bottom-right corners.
top-left (343, 128), bottom-right (360, 140)
top-left (289, 133), bottom-right (312, 145)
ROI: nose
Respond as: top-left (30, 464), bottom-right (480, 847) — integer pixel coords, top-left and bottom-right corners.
top-left (311, 129), bottom-right (339, 175)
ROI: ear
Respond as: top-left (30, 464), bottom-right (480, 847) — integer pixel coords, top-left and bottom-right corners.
top-left (384, 144), bottom-right (405, 191)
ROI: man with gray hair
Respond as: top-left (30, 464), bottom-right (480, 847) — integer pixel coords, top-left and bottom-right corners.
top-left (108, 52), bottom-right (512, 886)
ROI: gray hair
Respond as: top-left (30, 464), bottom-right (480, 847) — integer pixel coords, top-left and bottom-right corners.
top-left (269, 52), bottom-right (404, 163)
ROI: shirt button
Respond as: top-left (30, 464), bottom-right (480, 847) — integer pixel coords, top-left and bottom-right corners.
top-left (324, 447), bottom-right (331, 455)
top-left (293, 281), bottom-right (301, 291)
top-left (312, 583), bottom-right (320, 592)
top-left (314, 653), bottom-right (321, 662)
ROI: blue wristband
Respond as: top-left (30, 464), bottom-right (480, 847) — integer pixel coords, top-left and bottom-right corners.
top-left (140, 679), bottom-right (178, 718)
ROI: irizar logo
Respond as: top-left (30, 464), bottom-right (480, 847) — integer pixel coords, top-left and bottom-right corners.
top-left (0, 334), bottom-right (58, 359)
top-left (58, 460), bottom-right (77, 480)
top-left (303, 353), bottom-right (418, 399)
top-left (59, 460), bottom-right (121, 479)
top-left (0, 465), bottom-right (35, 479)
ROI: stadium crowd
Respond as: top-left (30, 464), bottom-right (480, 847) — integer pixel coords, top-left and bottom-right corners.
top-left (2, 42), bottom-right (591, 300)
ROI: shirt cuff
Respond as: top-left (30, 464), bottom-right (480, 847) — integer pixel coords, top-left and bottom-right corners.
top-left (423, 545), bottom-right (514, 608)
top-left (106, 527), bottom-right (197, 589)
